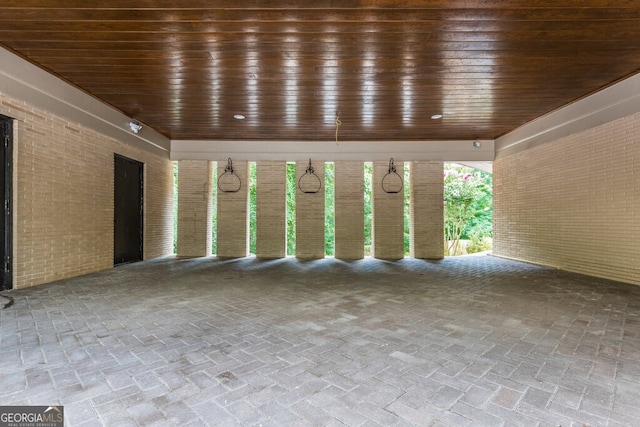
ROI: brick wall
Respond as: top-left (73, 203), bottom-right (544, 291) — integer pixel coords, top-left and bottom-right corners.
top-left (177, 160), bottom-right (212, 257)
top-left (372, 160), bottom-right (405, 260)
top-left (335, 161), bottom-right (365, 259)
top-left (296, 160), bottom-right (325, 259)
top-left (1, 92), bottom-right (174, 289)
top-left (410, 161), bottom-right (444, 259)
top-left (256, 161), bottom-right (287, 258)
top-left (494, 111), bottom-right (640, 285)
top-left (216, 159), bottom-right (249, 257)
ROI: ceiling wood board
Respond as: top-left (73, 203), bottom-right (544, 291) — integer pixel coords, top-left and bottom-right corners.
top-left (1, 1), bottom-right (639, 141)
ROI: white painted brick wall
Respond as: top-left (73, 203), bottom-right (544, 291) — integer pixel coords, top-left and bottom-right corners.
top-left (494, 111), bottom-right (640, 285)
top-left (410, 161), bottom-right (444, 259)
top-left (372, 160), bottom-right (405, 260)
top-left (177, 160), bottom-right (212, 257)
top-left (216, 159), bottom-right (249, 257)
top-left (335, 161), bottom-right (365, 259)
top-left (256, 161), bottom-right (287, 258)
top-left (1, 92), bottom-right (174, 289)
top-left (296, 160), bottom-right (325, 259)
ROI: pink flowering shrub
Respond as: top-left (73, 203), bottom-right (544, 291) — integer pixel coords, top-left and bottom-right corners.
top-left (444, 165), bottom-right (491, 255)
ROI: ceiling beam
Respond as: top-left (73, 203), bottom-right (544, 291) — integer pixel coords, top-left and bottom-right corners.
top-left (170, 139), bottom-right (494, 162)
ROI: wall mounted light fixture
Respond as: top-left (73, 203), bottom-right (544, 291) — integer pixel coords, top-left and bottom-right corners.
top-left (217, 158), bottom-right (242, 193)
top-left (128, 122), bottom-right (143, 134)
top-left (382, 158), bottom-right (404, 194)
top-left (298, 159), bottom-right (322, 194)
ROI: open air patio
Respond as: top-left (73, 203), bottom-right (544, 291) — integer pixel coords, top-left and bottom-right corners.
top-left (2, 255), bottom-right (639, 426)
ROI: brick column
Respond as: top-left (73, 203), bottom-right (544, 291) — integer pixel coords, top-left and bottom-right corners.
top-left (410, 161), bottom-right (444, 259)
top-left (296, 160), bottom-right (325, 259)
top-left (177, 160), bottom-right (213, 257)
top-left (335, 161), bottom-right (364, 259)
top-left (256, 161), bottom-right (287, 258)
top-left (372, 160), bottom-right (404, 260)
top-left (216, 159), bottom-right (249, 257)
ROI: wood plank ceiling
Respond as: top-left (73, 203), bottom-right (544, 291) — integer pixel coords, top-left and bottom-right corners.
top-left (1, 1), bottom-right (640, 142)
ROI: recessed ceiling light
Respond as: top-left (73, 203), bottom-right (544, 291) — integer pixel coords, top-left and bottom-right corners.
top-left (473, 140), bottom-right (481, 148)
top-left (233, 114), bottom-right (245, 120)
top-left (430, 114), bottom-right (443, 120)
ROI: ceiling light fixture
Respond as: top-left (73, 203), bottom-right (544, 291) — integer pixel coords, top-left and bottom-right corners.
top-left (128, 121), bottom-right (143, 134)
top-left (473, 140), bottom-right (481, 148)
top-left (233, 114), bottom-right (246, 120)
top-left (430, 114), bottom-right (443, 120)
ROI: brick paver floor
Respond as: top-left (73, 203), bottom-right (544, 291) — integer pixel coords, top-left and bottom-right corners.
top-left (1, 255), bottom-right (640, 426)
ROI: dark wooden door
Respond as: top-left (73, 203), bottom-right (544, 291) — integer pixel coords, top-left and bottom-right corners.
top-left (0, 115), bottom-right (12, 290)
top-left (114, 154), bottom-right (143, 265)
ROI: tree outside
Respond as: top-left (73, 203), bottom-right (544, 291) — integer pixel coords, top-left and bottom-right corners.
top-left (443, 164), bottom-right (493, 256)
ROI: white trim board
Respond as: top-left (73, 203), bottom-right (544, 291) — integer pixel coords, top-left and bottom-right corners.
top-left (170, 139), bottom-right (494, 162)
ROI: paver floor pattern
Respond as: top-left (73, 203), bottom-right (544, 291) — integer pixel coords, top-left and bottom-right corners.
top-left (1, 255), bottom-right (640, 426)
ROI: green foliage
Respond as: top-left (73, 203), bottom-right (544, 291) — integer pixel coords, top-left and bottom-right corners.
top-left (324, 163), bottom-right (335, 256)
top-left (173, 162), bottom-right (178, 254)
top-left (462, 170), bottom-right (493, 240)
top-left (443, 164), bottom-right (492, 255)
top-left (404, 163), bottom-right (411, 255)
top-left (211, 164), bottom-right (218, 255)
top-left (466, 231), bottom-right (493, 254)
top-left (177, 160), bottom-right (492, 259)
top-left (286, 163), bottom-right (297, 255)
top-left (249, 162), bottom-right (257, 254)
top-left (363, 163), bottom-right (373, 256)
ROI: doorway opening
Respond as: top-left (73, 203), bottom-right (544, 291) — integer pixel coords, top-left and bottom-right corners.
top-left (444, 163), bottom-right (493, 256)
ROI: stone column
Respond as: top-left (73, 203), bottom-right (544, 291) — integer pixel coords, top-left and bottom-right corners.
top-left (334, 161), bottom-right (364, 259)
top-left (177, 160), bottom-right (212, 257)
top-left (372, 159), bottom-right (404, 260)
top-left (216, 159), bottom-right (249, 257)
top-left (410, 161), bottom-right (444, 259)
top-left (296, 160), bottom-right (325, 259)
top-left (256, 161), bottom-right (287, 258)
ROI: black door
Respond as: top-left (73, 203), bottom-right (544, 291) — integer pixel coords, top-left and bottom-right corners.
top-left (0, 115), bottom-right (12, 290)
top-left (114, 154), bottom-right (143, 265)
